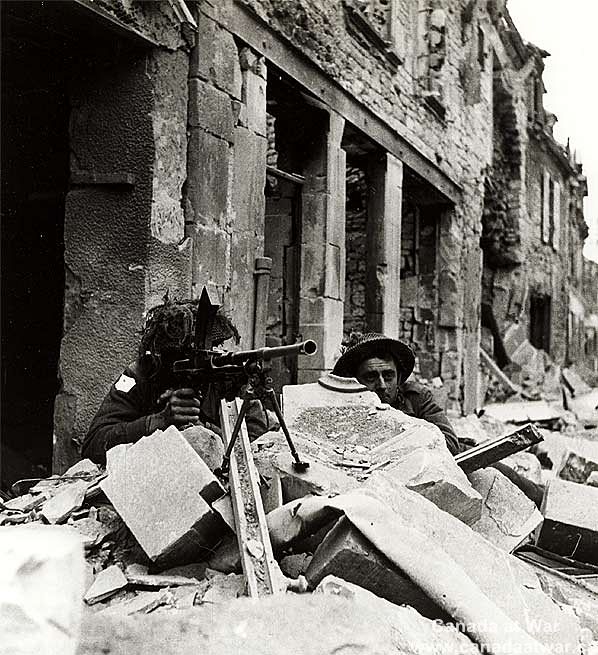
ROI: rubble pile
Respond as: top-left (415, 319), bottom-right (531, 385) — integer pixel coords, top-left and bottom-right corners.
top-left (2, 377), bottom-right (598, 655)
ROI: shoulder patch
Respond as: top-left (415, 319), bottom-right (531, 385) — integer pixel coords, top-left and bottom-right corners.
top-left (115, 373), bottom-right (136, 393)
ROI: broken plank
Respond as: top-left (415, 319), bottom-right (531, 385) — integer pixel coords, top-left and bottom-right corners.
top-left (454, 423), bottom-right (543, 474)
top-left (219, 398), bottom-right (279, 597)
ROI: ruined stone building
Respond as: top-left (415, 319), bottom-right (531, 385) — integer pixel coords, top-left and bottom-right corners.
top-left (480, 13), bottom-right (594, 386)
top-left (1, 0), bottom-right (594, 484)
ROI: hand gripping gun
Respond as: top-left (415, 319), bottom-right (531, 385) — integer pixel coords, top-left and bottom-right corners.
top-left (172, 287), bottom-right (316, 473)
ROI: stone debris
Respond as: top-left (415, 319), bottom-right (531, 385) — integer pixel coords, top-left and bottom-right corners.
top-left (315, 575), bottom-right (480, 654)
top-left (260, 395), bottom-right (482, 525)
top-left (180, 424), bottom-right (225, 472)
top-left (483, 400), bottom-right (564, 424)
top-left (84, 564), bottom-right (129, 605)
top-left (0, 525), bottom-right (85, 655)
top-left (40, 479), bottom-right (89, 524)
top-left (78, 593), bottom-right (481, 655)
top-left (200, 572), bottom-right (245, 604)
top-left (306, 515), bottom-right (447, 620)
top-left (537, 478), bottom-right (598, 566)
top-left (3, 379), bottom-right (596, 654)
top-left (467, 468), bottom-right (543, 552)
top-left (99, 426), bottom-right (229, 568)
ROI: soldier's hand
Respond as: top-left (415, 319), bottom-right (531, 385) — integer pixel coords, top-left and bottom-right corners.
top-left (158, 388), bottom-right (202, 427)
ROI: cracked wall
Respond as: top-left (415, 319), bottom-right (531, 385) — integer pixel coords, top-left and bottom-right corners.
top-left (54, 2), bottom-right (191, 471)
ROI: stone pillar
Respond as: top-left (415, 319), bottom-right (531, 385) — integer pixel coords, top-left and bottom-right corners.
top-left (229, 47), bottom-right (267, 346)
top-left (298, 111), bottom-right (346, 382)
top-left (366, 153), bottom-right (403, 337)
top-left (186, 15), bottom-right (267, 348)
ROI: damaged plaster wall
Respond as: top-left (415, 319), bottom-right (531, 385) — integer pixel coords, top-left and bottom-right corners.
top-left (54, 2), bottom-right (191, 472)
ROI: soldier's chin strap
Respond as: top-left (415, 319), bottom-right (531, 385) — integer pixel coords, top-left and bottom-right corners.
top-left (217, 361), bottom-right (309, 478)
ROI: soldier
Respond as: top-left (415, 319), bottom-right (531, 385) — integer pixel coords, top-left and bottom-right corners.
top-left (83, 298), bottom-right (273, 465)
top-left (332, 332), bottom-right (461, 455)
top-left (333, 332), bottom-right (543, 507)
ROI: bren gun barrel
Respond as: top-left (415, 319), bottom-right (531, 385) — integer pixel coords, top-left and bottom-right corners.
top-left (212, 339), bottom-right (318, 367)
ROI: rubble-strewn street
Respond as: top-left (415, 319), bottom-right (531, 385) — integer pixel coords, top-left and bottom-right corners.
top-left (2, 366), bottom-right (598, 654)
top-left (2, 0), bottom-right (598, 653)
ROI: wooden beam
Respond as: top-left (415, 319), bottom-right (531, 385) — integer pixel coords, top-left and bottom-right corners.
top-left (219, 398), bottom-right (279, 597)
top-left (455, 423), bottom-right (543, 473)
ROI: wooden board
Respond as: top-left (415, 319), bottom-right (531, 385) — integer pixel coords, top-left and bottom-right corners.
top-left (219, 398), bottom-right (279, 597)
top-left (454, 423), bottom-right (543, 473)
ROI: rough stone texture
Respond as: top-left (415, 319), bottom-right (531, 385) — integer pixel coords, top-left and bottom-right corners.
top-left (467, 468), bottom-right (543, 552)
top-left (315, 575), bottom-right (480, 655)
top-left (276, 386), bottom-right (482, 523)
top-left (1, 525), bottom-right (84, 655)
top-left (181, 425), bottom-right (225, 472)
top-left (78, 590), bottom-right (477, 655)
top-left (100, 427), bottom-right (227, 568)
top-left (531, 564), bottom-right (598, 642)
top-left (55, 54), bottom-right (154, 473)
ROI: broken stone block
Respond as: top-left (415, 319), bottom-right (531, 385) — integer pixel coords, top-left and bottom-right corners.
top-left (201, 572), bottom-right (245, 604)
top-left (467, 468), bottom-right (543, 552)
top-left (3, 493), bottom-right (47, 513)
top-left (357, 473), bottom-right (581, 653)
top-left (306, 516), bottom-right (450, 621)
top-left (315, 575), bottom-right (480, 654)
top-left (282, 376), bottom-right (377, 425)
top-left (64, 458), bottom-right (101, 479)
top-left (181, 425), bottom-right (224, 472)
top-left (502, 451), bottom-right (543, 485)
top-left (85, 564), bottom-right (128, 605)
top-left (265, 388), bottom-right (481, 524)
top-left (124, 562), bottom-right (204, 588)
top-left (0, 525), bottom-right (84, 655)
top-left (537, 479), bottom-right (598, 566)
top-left (80, 589), bottom-right (482, 654)
top-left (279, 553), bottom-right (312, 579)
top-left (41, 479), bottom-right (88, 524)
top-left (100, 426), bottom-right (229, 569)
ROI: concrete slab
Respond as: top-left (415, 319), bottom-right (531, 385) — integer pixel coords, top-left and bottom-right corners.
top-left (100, 426), bottom-right (228, 569)
top-left (467, 468), bottom-right (543, 551)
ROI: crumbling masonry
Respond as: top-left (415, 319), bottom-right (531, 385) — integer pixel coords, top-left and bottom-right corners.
top-left (0, 0), bottom-right (595, 480)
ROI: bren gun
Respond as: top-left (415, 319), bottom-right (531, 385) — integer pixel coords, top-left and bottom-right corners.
top-left (172, 287), bottom-right (316, 474)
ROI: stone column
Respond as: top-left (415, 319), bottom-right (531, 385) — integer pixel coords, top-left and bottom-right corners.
top-left (366, 153), bottom-right (403, 337)
top-left (298, 111), bottom-right (346, 382)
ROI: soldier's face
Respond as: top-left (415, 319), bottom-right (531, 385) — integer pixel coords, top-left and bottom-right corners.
top-left (356, 356), bottom-right (398, 404)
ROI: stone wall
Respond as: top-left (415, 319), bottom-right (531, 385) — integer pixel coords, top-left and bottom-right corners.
top-left (229, 0), bottom-right (495, 410)
top-left (54, 3), bottom-right (191, 471)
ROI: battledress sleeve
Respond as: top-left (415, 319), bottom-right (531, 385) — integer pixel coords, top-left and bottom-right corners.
top-left (82, 366), bottom-right (162, 466)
